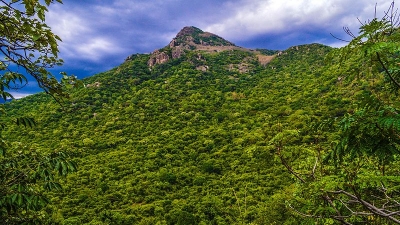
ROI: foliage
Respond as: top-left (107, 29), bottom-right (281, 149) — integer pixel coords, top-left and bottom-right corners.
top-left (0, 0), bottom-right (79, 224)
top-left (3, 40), bottom-right (336, 224)
top-left (255, 49), bottom-right (279, 56)
top-left (173, 26), bottom-right (235, 47)
top-left (0, 145), bottom-right (77, 224)
top-left (278, 2), bottom-right (400, 224)
top-left (4, 4), bottom-right (393, 223)
top-left (0, 0), bottom-right (80, 100)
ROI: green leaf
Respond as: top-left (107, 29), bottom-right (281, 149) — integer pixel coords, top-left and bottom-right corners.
top-left (16, 117), bottom-right (36, 128)
top-left (32, 34), bottom-right (40, 41)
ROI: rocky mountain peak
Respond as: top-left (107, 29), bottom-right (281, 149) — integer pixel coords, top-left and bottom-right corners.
top-left (148, 26), bottom-right (237, 67)
top-left (171, 26), bottom-right (235, 47)
top-left (175, 26), bottom-right (203, 39)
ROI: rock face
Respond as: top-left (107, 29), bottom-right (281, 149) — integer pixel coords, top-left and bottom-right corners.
top-left (86, 82), bottom-right (101, 88)
top-left (175, 26), bottom-right (199, 38)
top-left (148, 50), bottom-right (170, 67)
top-left (147, 26), bottom-right (236, 67)
top-left (170, 26), bottom-right (235, 48)
top-left (171, 46), bottom-right (184, 59)
top-left (146, 26), bottom-right (277, 68)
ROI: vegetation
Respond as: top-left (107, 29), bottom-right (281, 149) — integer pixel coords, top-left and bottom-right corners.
top-left (173, 26), bottom-right (235, 47)
top-left (255, 49), bottom-right (279, 56)
top-left (6, 42), bottom-right (337, 224)
top-left (1, 1), bottom-right (400, 224)
top-left (0, 0), bottom-right (79, 99)
top-left (276, 2), bottom-right (400, 224)
top-left (0, 0), bottom-right (78, 224)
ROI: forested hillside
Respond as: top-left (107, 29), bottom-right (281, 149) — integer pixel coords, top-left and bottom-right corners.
top-left (7, 18), bottom-right (398, 225)
top-left (2, 0), bottom-right (400, 223)
top-left (3, 32), bottom-right (352, 224)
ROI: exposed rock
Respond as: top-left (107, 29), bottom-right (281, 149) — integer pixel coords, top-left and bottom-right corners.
top-left (147, 26), bottom-right (241, 67)
top-left (227, 63), bottom-right (250, 74)
top-left (172, 47), bottom-right (184, 59)
top-left (238, 63), bottom-right (250, 74)
top-left (148, 50), bottom-right (170, 67)
top-left (196, 65), bottom-right (209, 72)
top-left (175, 26), bottom-right (199, 39)
top-left (169, 39), bottom-right (176, 48)
top-left (86, 82), bottom-right (101, 88)
top-left (257, 54), bottom-right (276, 66)
top-left (196, 53), bottom-right (204, 60)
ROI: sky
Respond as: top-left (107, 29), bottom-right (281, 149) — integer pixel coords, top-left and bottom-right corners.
top-left (7, 0), bottom-right (395, 97)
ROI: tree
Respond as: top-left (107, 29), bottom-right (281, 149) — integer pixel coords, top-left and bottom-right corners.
top-left (0, 0), bottom-right (79, 100)
top-left (278, 1), bottom-right (400, 224)
top-left (0, 0), bottom-right (78, 224)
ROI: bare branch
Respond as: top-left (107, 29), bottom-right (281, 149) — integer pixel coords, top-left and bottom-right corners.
top-left (328, 189), bottom-right (400, 224)
top-left (376, 52), bottom-right (400, 89)
top-left (276, 146), bottom-right (306, 183)
top-left (311, 157), bottom-right (318, 179)
top-left (330, 33), bottom-right (351, 43)
top-left (287, 204), bottom-right (322, 218)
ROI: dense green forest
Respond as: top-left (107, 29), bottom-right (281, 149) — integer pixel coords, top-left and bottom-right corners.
top-left (2, 2), bottom-right (400, 224)
top-left (4, 42), bottom-right (348, 224)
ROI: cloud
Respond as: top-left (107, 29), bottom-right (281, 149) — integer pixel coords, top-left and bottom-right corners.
top-left (47, 5), bottom-right (125, 62)
top-left (41, 0), bottom-right (396, 80)
top-left (205, 0), bottom-right (392, 44)
top-left (65, 37), bottom-right (123, 62)
top-left (9, 92), bottom-right (33, 99)
top-left (48, 10), bottom-right (88, 41)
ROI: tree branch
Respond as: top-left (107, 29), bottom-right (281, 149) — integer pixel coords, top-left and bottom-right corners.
top-left (328, 189), bottom-right (400, 224)
top-left (376, 52), bottom-right (400, 89)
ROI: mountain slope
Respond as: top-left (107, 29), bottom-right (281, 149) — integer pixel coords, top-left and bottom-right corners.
top-left (173, 26), bottom-right (236, 47)
top-left (3, 28), bottom-right (346, 224)
top-left (147, 26), bottom-right (277, 67)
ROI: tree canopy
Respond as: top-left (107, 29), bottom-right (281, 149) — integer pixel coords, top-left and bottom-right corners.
top-left (277, 2), bottom-right (400, 224)
top-left (0, 1), bottom-right (78, 224)
top-left (2, 1), bottom-right (400, 224)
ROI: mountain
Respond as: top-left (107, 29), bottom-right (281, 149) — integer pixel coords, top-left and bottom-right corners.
top-left (172, 26), bottom-right (236, 48)
top-left (4, 27), bottom-right (349, 224)
top-left (147, 26), bottom-right (277, 67)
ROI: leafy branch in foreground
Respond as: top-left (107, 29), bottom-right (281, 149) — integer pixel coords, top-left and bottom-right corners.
top-left (0, 0), bottom-right (80, 100)
top-left (279, 1), bottom-right (400, 224)
top-left (0, 145), bottom-right (77, 224)
top-left (0, 0), bottom-right (80, 224)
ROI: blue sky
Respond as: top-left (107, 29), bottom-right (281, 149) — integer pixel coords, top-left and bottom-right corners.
top-left (7, 0), bottom-right (395, 97)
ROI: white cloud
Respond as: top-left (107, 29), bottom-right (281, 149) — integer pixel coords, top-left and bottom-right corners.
top-left (46, 6), bottom-right (124, 62)
top-left (205, 0), bottom-right (392, 41)
top-left (74, 38), bottom-right (123, 61)
top-left (35, 0), bottom-right (398, 79)
top-left (48, 10), bottom-right (88, 42)
top-left (9, 92), bottom-right (33, 99)
top-left (327, 41), bottom-right (348, 48)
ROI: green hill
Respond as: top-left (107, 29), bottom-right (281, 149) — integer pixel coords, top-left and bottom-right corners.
top-left (4, 27), bottom-right (350, 224)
